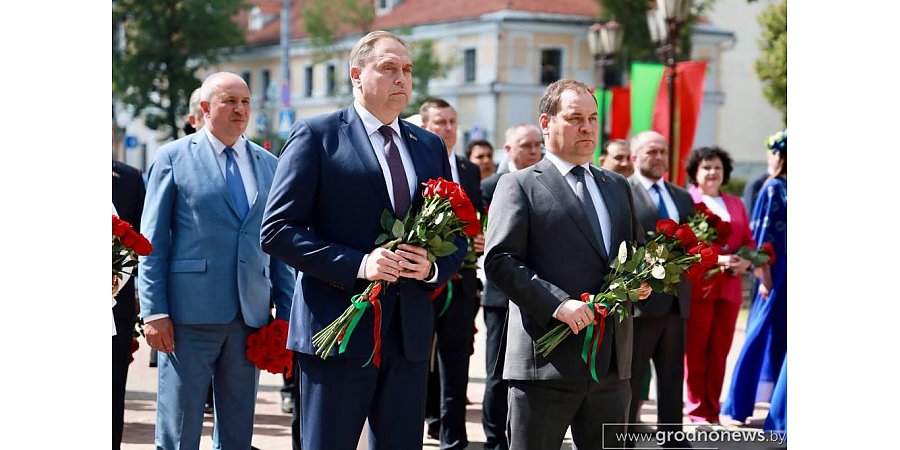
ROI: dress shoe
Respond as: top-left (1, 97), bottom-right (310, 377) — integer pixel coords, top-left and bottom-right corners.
top-left (427, 422), bottom-right (439, 440)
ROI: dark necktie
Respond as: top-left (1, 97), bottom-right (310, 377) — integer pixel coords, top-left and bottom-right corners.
top-left (570, 166), bottom-right (607, 259)
top-left (224, 147), bottom-right (250, 220)
top-left (378, 125), bottom-right (411, 217)
top-left (651, 183), bottom-right (671, 220)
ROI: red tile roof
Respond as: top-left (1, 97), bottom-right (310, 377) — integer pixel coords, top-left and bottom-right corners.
top-left (240, 0), bottom-right (599, 46)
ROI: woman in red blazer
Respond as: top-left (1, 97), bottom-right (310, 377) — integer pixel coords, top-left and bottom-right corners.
top-left (683, 146), bottom-right (756, 424)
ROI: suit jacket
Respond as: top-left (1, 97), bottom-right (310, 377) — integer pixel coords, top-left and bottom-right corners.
top-left (627, 177), bottom-right (695, 318)
top-left (112, 160), bottom-right (145, 325)
top-left (479, 163), bottom-right (511, 308)
top-left (485, 158), bottom-right (640, 381)
top-left (139, 132), bottom-right (294, 328)
top-left (260, 105), bottom-right (468, 363)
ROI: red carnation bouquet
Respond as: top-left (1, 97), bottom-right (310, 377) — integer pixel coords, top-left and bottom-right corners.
top-left (246, 319), bottom-right (293, 376)
top-left (112, 214), bottom-right (153, 297)
top-left (312, 178), bottom-right (480, 367)
top-left (535, 218), bottom-right (718, 380)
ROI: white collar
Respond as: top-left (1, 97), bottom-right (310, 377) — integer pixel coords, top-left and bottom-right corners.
top-left (204, 127), bottom-right (247, 158)
top-left (634, 171), bottom-right (665, 191)
top-left (545, 151), bottom-right (592, 179)
top-left (354, 100), bottom-right (401, 139)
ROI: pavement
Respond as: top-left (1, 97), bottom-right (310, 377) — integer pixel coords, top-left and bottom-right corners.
top-left (122, 304), bottom-right (781, 450)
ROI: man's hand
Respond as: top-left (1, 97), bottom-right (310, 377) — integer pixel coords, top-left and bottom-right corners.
top-left (636, 282), bottom-right (652, 300)
top-left (364, 246), bottom-right (404, 283)
top-left (726, 255), bottom-right (752, 275)
top-left (395, 244), bottom-right (433, 281)
top-left (556, 299), bottom-right (595, 335)
top-left (473, 233), bottom-right (485, 254)
top-left (145, 317), bottom-right (175, 354)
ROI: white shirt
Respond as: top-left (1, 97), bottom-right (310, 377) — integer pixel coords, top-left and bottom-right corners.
top-left (448, 153), bottom-right (460, 183)
top-left (701, 194), bottom-right (731, 222)
top-left (544, 152), bottom-right (613, 255)
top-left (353, 101), bottom-right (438, 283)
top-left (205, 127), bottom-right (258, 206)
top-left (634, 172), bottom-right (680, 223)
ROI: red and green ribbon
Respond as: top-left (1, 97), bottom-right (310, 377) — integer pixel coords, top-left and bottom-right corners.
top-left (579, 292), bottom-right (611, 383)
top-left (431, 274), bottom-right (460, 318)
top-left (338, 282), bottom-right (383, 367)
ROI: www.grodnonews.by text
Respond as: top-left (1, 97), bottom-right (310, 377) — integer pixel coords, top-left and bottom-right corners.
top-left (609, 424), bottom-right (786, 448)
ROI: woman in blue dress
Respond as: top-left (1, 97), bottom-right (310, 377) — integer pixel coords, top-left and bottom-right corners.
top-left (722, 130), bottom-right (787, 437)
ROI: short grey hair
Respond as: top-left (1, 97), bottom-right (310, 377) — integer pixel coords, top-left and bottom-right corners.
top-left (349, 31), bottom-right (409, 70)
top-left (188, 88), bottom-right (203, 120)
top-left (504, 123), bottom-right (541, 145)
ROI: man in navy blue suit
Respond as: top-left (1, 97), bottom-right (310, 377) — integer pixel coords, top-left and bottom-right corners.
top-left (140, 72), bottom-right (294, 449)
top-left (261, 31), bottom-right (467, 450)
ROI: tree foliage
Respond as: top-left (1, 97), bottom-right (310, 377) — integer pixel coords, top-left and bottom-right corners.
top-left (112, 0), bottom-right (248, 141)
top-left (301, 0), bottom-right (375, 62)
top-left (596, 0), bottom-right (717, 68)
top-left (402, 39), bottom-right (456, 117)
top-left (754, 0), bottom-right (787, 124)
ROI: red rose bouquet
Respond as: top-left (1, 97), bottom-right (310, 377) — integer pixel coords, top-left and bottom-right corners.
top-left (311, 178), bottom-right (480, 367)
top-left (689, 202), bottom-right (732, 248)
top-left (535, 218), bottom-right (718, 380)
top-left (113, 215), bottom-right (153, 297)
top-left (246, 319), bottom-right (293, 376)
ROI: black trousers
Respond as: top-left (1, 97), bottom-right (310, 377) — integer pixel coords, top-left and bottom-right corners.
top-left (481, 306), bottom-right (509, 450)
top-left (628, 312), bottom-right (686, 435)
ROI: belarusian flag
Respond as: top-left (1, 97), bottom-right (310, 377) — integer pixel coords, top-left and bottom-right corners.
top-left (629, 61), bottom-right (707, 186)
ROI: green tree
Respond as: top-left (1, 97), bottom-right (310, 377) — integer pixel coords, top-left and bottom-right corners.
top-left (596, 0), bottom-right (717, 67)
top-left (113, 0), bottom-right (249, 141)
top-left (402, 39), bottom-right (456, 117)
top-left (754, 0), bottom-right (787, 124)
top-left (301, 0), bottom-right (375, 62)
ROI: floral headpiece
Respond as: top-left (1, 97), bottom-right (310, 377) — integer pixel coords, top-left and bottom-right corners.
top-left (766, 130), bottom-right (786, 154)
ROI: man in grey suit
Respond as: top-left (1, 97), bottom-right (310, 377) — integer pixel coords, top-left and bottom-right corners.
top-left (479, 123), bottom-right (542, 450)
top-left (626, 130), bottom-right (695, 446)
top-left (485, 79), bottom-right (648, 450)
top-left (140, 72), bottom-right (294, 449)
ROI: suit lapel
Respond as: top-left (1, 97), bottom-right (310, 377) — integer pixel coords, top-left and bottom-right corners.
top-left (245, 142), bottom-right (268, 222)
top-left (399, 120), bottom-right (429, 213)
top-left (534, 159), bottom-right (607, 261)
top-left (341, 106), bottom-right (393, 212)
top-left (194, 132), bottom-right (244, 220)
top-left (666, 181), bottom-right (695, 222)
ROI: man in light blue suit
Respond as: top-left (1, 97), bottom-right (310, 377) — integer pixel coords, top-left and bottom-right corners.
top-left (140, 72), bottom-right (293, 450)
top-left (261, 31), bottom-right (467, 450)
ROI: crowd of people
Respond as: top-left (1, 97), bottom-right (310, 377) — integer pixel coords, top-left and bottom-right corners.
top-left (113, 29), bottom-right (787, 450)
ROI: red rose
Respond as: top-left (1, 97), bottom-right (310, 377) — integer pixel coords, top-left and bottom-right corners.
top-left (656, 219), bottom-right (678, 237)
top-left (113, 215), bottom-right (133, 237)
top-left (699, 245), bottom-right (718, 268)
top-left (694, 202), bottom-right (710, 216)
top-left (761, 242), bottom-right (776, 265)
top-left (706, 212), bottom-right (722, 228)
top-left (121, 229), bottom-right (140, 248)
top-left (688, 245), bottom-right (703, 255)
top-left (674, 224), bottom-right (698, 249)
top-left (422, 180), bottom-right (437, 197)
top-left (434, 178), bottom-right (452, 198)
top-left (132, 235), bottom-right (154, 256)
top-left (464, 221), bottom-right (482, 237)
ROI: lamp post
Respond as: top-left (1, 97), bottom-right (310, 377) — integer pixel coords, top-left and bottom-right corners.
top-left (646, 0), bottom-right (693, 182)
top-left (587, 21), bottom-right (624, 152)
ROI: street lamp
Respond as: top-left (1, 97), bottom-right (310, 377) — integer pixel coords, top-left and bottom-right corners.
top-left (647, 0), bottom-right (693, 182)
top-left (587, 21), bottom-right (624, 150)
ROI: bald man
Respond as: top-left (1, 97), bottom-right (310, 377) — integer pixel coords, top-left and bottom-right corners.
top-left (140, 72), bottom-right (294, 449)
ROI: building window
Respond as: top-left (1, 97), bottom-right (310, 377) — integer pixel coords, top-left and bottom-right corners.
top-left (463, 49), bottom-right (476, 83)
top-left (261, 69), bottom-right (271, 100)
top-left (540, 49), bottom-right (562, 85)
top-left (305, 65), bottom-right (314, 97)
top-left (326, 64), bottom-right (336, 96)
top-left (241, 71), bottom-right (252, 92)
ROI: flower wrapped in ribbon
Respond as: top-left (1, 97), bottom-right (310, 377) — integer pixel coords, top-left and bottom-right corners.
top-left (246, 319), bottom-right (293, 377)
top-left (311, 178), bottom-right (480, 367)
top-left (535, 219), bottom-right (719, 380)
top-left (112, 214), bottom-right (153, 297)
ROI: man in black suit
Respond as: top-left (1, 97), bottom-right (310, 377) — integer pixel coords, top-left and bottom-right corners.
top-left (626, 130), bottom-right (696, 446)
top-left (112, 159), bottom-right (145, 450)
top-left (419, 98), bottom-right (485, 449)
top-left (485, 79), bottom-right (648, 450)
top-left (479, 123), bottom-right (542, 450)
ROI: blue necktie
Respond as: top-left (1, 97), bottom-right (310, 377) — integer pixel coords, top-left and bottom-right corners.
top-left (378, 126), bottom-right (411, 217)
top-left (651, 183), bottom-right (670, 220)
top-left (224, 147), bottom-right (250, 220)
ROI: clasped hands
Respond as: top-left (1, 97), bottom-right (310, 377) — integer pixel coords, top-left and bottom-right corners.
top-left (365, 243), bottom-right (433, 283)
top-left (557, 282), bottom-right (651, 334)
